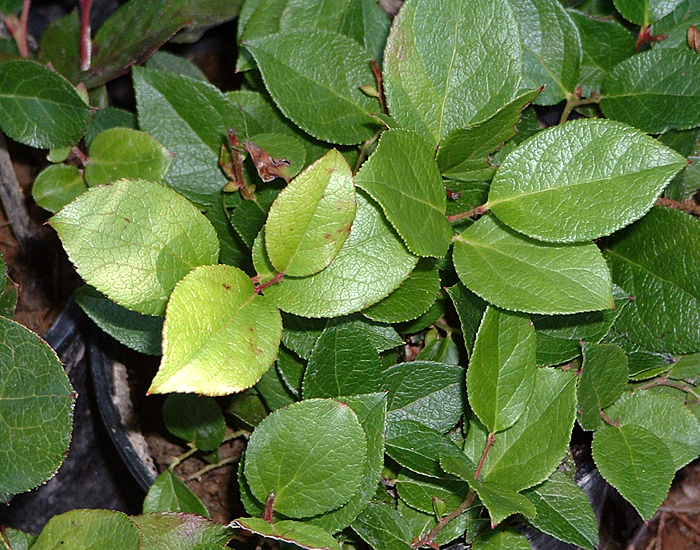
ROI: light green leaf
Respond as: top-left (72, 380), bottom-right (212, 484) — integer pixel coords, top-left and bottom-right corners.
top-left (386, 419), bottom-right (464, 478)
top-left (133, 66), bottom-right (247, 204)
top-left (613, 0), bottom-right (683, 25)
top-left (605, 207), bottom-right (700, 353)
top-left (578, 342), bottom-right (628, 430)
top-left (569, 10), bottom-right (636, 97)
top-left (468, 307), bottom-right (536, 433)
top-left (395, 470), bottom-right (469, 514)
top-left (0, 318), bottom-right (74, 501)
top-left (522, 470), bottom-right (599, 549)
top-left (246, 30), bottom-right (380, 145)
top-left (384, 0), bottom-right (523, 145)
top-left (50, 179), bottom-right (219, 316)
top-left (84, 128), bottom-right (172, 187)
top-left (253, 192), bottom-right (417, 317)
top-left (472, 528), bottom-right (531, 550)
top-left (508, 0), bottom-right (582, 105)
top-left (74, 285), bottom-right (163, 356)
top-left (130, 512), bottom-right (234, 549)
top-left (533, 285), bottom-right (631, 367)
top-left (469, 368), bottom-right (576, 491)
top-left (231, 518), bottom-right (340, 550)
top-left (266, 149), bottom-right (355, 277)
top-left (488, 119), bottom-right (686, 243)
top-left (0, 60), bottom-right (92, 148)
top-left (352, 502), bottom-right (413, 550)
top-left (244, 399), bottom-right (367, 518)
top-left (30, 510), bottom-right (140, 550)
top-left (363, 259), bottom-right (441, 323)
top-left (439, 453), bottom-right (536, 527)
top-left (385, 361), bottom-right (465, 433)
top-left (605, 391), bottom-right (700, 469)
top-left (354, 129), bottom-right (451, 257)
top-left (601, 49), bottom-right (700, 134)
top-left (143, 470), bottom-right (210, 517)
top-left (307, 392), bottom-right (388, 534)
top-left (592, 423), bottom-right (675, 520)
top-left (437, 89), bottom-right (541, 182)
top-left (32, 164), bottom-right (87, 213)
top-left (163, 393), bottom-right (225, 451)
top-left (446, 283), bottom-right (487, 358)
top-left (303, 323), bottom-right (383, 399)
top-left (453, 213), bottom-right (614, 315)
top-left (150, 264), bottom-right (281, 395)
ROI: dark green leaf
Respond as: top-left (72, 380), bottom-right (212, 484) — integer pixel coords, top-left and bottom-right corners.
top-left (83, 107), bottom-right (137, 149)
top-left (341, 0), bottom-right (391, 63)
top-left (352, 502), bottom-right (413, 550)
top-left (0, 251), bottom-right (16, 319)
top-left (437, 89), bottom-right (541, 182)
top-left (613, 0), bottom-right (683, 25)
top-left (446, 283), bottom-right (487, 358)
top-left (605, 207), bottom-right (700, 353)
top-left (0, 318), bottom-right (74, 501)
top-left (385, 361), bottom-right (465, 433)
top-left (415, 335), bottom-right (461, 365)
top-left (453, 214), bottom-right (614, 315)
top-left (276, 346), bottom-right (305, 398)
top-left (601, 49), bottom-right (700, 133)
top-left (472, 528), bottom-right (531, 550)
top-left (255, 363), bottom-right (296, 411)
top-left (523, 470), bottom-right (598, 549)
top-left (146, 51), bottom-right (208, 81)
top-left (354, 129), bottom-right (451, 257)
top-left (75, 285), bottom-right (163, 355)
top-left (226, 390), bottom-right (268, 428)
top-left (395, 470), bottom-right (469, 514)
top-left (163, 394), bottom-right (225, 451)
top-left (231, 518), bottom-right (340, 550)
top-left (468, 307), bottom-right (536, 433)
top-left (578, 342), bottom-right (628, 430)
top-left (592, 423), bottom-right (675, 520)
top-left (36, 11), bottom-right (80, 84)
top-left (143, 470), bottom-right (210, 517)
top-left (0, 60), bottom-right (92, 148)
top-left (246, 30), bottom-right (380, 145)
top-left (384, 0), bottom-right (523, 145)
top-left (244, 399), bottom-right (367, 517)
top-left (508, 0), bottom-right (582, 105)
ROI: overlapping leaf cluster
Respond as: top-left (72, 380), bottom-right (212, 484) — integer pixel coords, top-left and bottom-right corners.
top-left (1, 0), bottom-right (700, 547)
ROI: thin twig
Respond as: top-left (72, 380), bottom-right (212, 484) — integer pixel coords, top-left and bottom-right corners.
top-left (655, 196), bottom-right (700, 217)
top-left (600, 410), bottom-right (620, 427)
top-left (410, 490), bottom-right (476, 549)
top-left (79, 0), bottom-right (93, 71)
top-left (675, 513), bottom-right (700, 538)
top-left (559, 95), bottom-right (600, 125)
top-left (168, 445), bottom-right (197, 471)
top-left (353, 130), bottom-right (382, 174)
top-left (0, 132), bottom-right (39, 251)
top-left (371, 59), bottom-right (388, 115)
top-left (474, 432), bottom-right (495, 479)
top-left (447, 204), bottom-right (488, 223)
top-left (187, 456), bottom-right (238, 481)
top-left (634, 376), bottom-right (699, 399)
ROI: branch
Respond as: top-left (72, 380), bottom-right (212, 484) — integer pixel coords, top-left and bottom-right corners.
top-left (635, 376), bottom-right (699, 399)
top-left (410, 490), bottom-right (476, 549)
top-left (474, 432), bottom-right (495, 479)
top-left (447, 204), bottom-right (488, 223)
top-left (655, 196), bottom-right (700, 217)
top-left (4, 0), bottom-right (31, 58)
top-left (559, 90), bottom-right (600, 125)
top-left (79, 0), bottom-right (93, 71)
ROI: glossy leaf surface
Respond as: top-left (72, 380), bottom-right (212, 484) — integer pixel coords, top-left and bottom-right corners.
top-left (468, 307), bottom-right (536, 433)
top-left (354, 129), bottom-right (451, 257)
top-left (32, 164), bottom-right (87, 213)
top-left (488, 119), bottom-right (686, 242)
top-left (50, 179), bottom-right (219, 316)
top-left (232, 518), bottom-right (340, 550)
top-left (266, 149), bottom-right (355, 276)
top-left (150, 265), bottom-right (282, 395)
top-left (453, 214), bottom-right (613, 315)
top-left (143, 470), bottom-right (210, 517)
top-left (577, 342), bottom-right (628, 430)
top-left (244, 399), bottom-right (366, 518)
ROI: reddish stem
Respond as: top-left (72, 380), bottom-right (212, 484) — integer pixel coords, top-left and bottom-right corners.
top-left (263, 492), bottom-right (275, 524)
top-left (447, 204), bottom-right (487, 223)
top-left (655, 196), bottom-right (700, 217)
top-left (5, 0), bottom-right (31, 58)
top-left (371, 59), bottom-right (388, 115)
top-left (474, 432), bottom-right (495, 480)
top-left (635, 25), bottom-right (667, 52)
top-left (600, 410), bottom-right (620, 427)
top-left (411, 490), bottom-right (476, 549)
top-left (253, 272), bottom-right (284, 294)
top-left (71, 145), bottom-right (89, 167)
top-left (79, 0), bottom-right (93, 71)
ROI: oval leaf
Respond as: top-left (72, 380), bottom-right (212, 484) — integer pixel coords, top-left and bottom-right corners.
top-left (601, 49), bottom-right (700, 134)
top-left (0, 318), bottom-right (74, 501)
top-left (84, 128), bottom-right (172, 187)
top-left (143, 470), bottom-right (210, 517)
top-left (592, 423), bottom-right (675, 520)
top-left (266, 149), bottom-right (356, 277)
top-left (30, 510), bottom-right (140, 550)
top-left (453, 214), bottom-right (614, 315)
top-left (488, 119), bottom-right (686, 242)
top-left (50, 179), bottom-right (219, 315)
top-left (244, 399), bottom-right (367, 518)
top-left (578, 342), bottom-right (628, 431)
top-left (32, 164), bottom-right (87, 213)
top-left (467, 307), bottom-right (537, 433)
top-left (384, 0), bottom-right (523, 144)
top-left (604, 207), bottom-right (700, 353)
top-left (0, 60), bottom-right (92, 148)
top-left (253, 192), bottom-right (418, 318)
top-left (163, 393), bottom-right (226, 451)
top-left (354, 129), bottom-right (451, 257)
top-left (232, 518), bottom-right (340, 550)
top-left (149, 265), bottom-right (282, 395)
top-left (246, 30), bottom-right (380, 145)
top-left (613, 0), bottom-right (683, 25)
